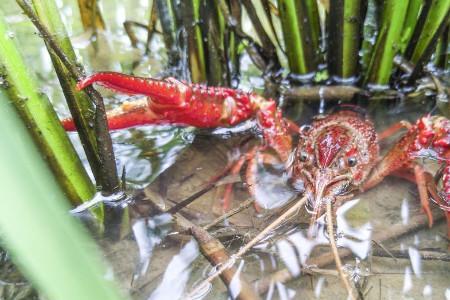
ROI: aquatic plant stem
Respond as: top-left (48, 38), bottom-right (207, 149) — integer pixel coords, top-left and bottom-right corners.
top-left (0, 11), bottom-right (94, 205)
top-left (399, 0), bottom-right (423, 53)
top-left (277, 0), bottom-right (319, 75)
top-left (17, 0), bottom-right (120, 195)
top-left (328, 0), bottom-right (366, 80)
top-left (326, 201), bottom-right (359, 300)
top-left (0, 90), bottom-right (125, 300)
top-left (364, 0), bottom-right (410, 85)
top-left (180, 0), bottom-right (207, 82)
top-left (404, 0), bottom-right (450, 64)
top-left (29, 0), bottom-right (102, 181)
top-left (77, 0), bottom-right (106, 32)
top-left (187, 196), bottom-right (307, 298)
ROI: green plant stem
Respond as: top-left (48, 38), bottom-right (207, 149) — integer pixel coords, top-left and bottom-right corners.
top-left (364, 0), bottom-right (410, 86)
top-left (405, 0), bottom-right (450, 63)
top-left (200, 0), bottom-right (227, 86)
top-left (435, 24), bottom-right (449, 69)
top-left (180, 0), bottom-right (207, 82)
top-left (0, 12), bottom-right (94, 205)
top-left (29, 0), bottom-right (102, 181)
top-left (277, 0), bottom-right (319, 75)
top-left (405, 0), bottom-right (450, 83)
top-left (155, 0), bottom-right (179, 66)
top-left (77, 0), bottom-right (106, 32)
top-left (0, 90), bottom-right (125, 300)
top-left (17, 0), bottom-right (120, 195)
top-left (241, 0), bottom-right (279, 68)
top-left (399, 0), bottom-right (423, 53)
top-left (328, 0), bottom-right (366, 80)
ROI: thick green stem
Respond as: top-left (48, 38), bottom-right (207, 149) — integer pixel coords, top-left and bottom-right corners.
top-left (405, 0), bottom-right (450, 82)
top-left (364, 0), bottom-right (410, 86)
top-left (399, 0), bottom-right (423, 53)
top-left (328, 0), bottom-right (367, 80)
top-left (19, 0), bottom-right (120, 195)
top-left (277, 0), bottom-right (319, 76)
top-left (30, 0), bottom-right (102, 181)
top-left (180, 0), bottom-right (207, 83)
top-left (435, 24), bottom-right (449, 70)
top-left (155, 0), bottom-right (179, 66)
top-left (0, 90), bottom-right (125, 300)
top-left (405, 0), bottom-right (450, 63)
top-left (200, 0), bottom-right (228, 86)
top-left (0, 13), bottom-right (94, 205)
top-left (77, 0), bottom-right (106, 32)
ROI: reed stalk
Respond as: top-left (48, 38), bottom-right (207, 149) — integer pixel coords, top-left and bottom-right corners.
top-left (404, 0), bottom-right (450, 63)
top-left (277, 0), bottom-right (320, 76)
top-left (0, 90), bottom-right (125, 300)
top-left (399, 0), bottom-right (423, 53)
top-left (179, 0), bottom-right (207, 83)
top-left (77, 0), bottom-right (106, 32)
top-left (0, 12), bottom-right (94, 205)
top-left (19, 0), bottom-right (120, 195)
top-left (364, 0), bottom-right (410, 86)
top-left (328, 0), bottom-right (367, 81)
top-left (200, 0), bottom-right (228, 86)
top-left (405, 0), bottom-right (450, 83)
top-left (434, 24), bottom-right (449, 70)
top-left (155, 0), bottom-right (179, 66)
top-left (28, 0), bottom-right (102, 182)
top-left (241, 0), bottom-right (280, 70)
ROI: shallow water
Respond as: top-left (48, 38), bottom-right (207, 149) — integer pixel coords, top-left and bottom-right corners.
top-left (0, 0), bottom-right (449, 299)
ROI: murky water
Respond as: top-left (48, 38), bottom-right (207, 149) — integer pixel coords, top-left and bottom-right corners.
top-left (1, 0), bottom-right (449, 299)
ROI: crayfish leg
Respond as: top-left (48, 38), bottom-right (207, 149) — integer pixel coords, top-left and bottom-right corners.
top-left (414, 165), bottom-right (434, 227)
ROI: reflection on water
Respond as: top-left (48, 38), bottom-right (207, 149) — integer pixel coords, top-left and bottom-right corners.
top-left (132, 213), bottom-right (172, 283)
top-left (148, 240), bottom-right (199, 300)
top-left (112, 125), bottom-right (195, 188)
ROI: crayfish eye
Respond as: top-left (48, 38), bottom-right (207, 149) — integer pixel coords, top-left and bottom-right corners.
top-left (300, 125), bottom-right (312, 133)
top-left (347, 157), bottom-right (357, 167)
top-left (299, 151), bottom-right (308, 162)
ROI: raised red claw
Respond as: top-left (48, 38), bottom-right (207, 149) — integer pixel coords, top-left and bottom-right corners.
top-left (66, 72), bottom-right (292, 164)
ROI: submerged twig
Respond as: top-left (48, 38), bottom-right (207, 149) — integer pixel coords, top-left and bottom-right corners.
top-left (326, 201), bottom-right (359, 300)
top-left (371, 248), bottom-right (450, 262)
top-left (283, 85), bottom-right (365, 101)
top-left (203, 198), bottom-right (255, 230)
top-left (190, 226), bottom-right (261, 300)
top-left (17, 0), bottom-right (120, 194)
top-left (187, 196), bottom-right (307, 298)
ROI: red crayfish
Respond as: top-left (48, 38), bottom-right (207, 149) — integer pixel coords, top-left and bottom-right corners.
top-left (62, 72), bottom-right (450, 236)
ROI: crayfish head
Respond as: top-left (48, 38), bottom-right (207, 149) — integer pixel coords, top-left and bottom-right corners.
top-left (288, 111), bottom-right (379, 217)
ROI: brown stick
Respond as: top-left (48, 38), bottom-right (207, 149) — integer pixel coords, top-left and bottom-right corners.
top-left (371, 248), bottom-right (450, 262)
top-left (203, 198), bottom-right (255, 230)
top-left (283, 85), bottom-right (364, 101)
top-left (255, 212), bottom-right (445, 294)
top-left (187, 196), bottom-right (307, 297)
top-left (326, 201), bottom-right (359, 300)
top-left (190, 226), bottom-right (261, 300)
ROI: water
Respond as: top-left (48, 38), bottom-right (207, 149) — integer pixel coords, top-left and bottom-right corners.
top-left (1, 1), bottom-right (449, 299)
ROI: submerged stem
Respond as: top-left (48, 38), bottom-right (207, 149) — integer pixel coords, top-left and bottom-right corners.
top-left (326, 201), bottom-right (359, 300)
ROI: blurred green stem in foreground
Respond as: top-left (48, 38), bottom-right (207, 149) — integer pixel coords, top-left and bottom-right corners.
top-left (0, 9), bottom-right (95, 205)
top-left (0, 87), bottom-right (126, 300)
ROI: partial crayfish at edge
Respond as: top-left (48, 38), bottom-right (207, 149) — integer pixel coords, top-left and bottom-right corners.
top-left (62, 72), bottom-right (450, 238)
